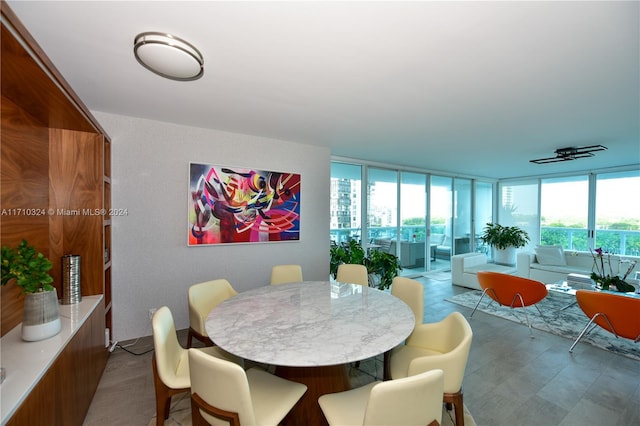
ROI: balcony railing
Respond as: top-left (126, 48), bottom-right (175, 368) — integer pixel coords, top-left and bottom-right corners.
top-left (331, 226), bottom-right (640, 256)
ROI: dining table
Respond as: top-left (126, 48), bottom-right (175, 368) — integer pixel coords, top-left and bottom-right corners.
top-left (206, 280), bottom-right (415, 426)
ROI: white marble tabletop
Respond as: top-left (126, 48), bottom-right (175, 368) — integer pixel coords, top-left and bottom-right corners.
top-left (205, 281), bottom-right (415, 367)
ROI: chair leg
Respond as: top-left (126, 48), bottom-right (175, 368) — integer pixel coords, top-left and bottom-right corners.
top-left (511, 293), bottom-right (534, 338)
top-left (444, 390), bottom-right (464, 426)
top-left (570, 312), bottom-right (618, 353)
top-left (469, 289), bottom-right (490, 318)
top-left (186, 329), bottom-right (193, 349)
top-left (152, 355), bottom-right (189, 425)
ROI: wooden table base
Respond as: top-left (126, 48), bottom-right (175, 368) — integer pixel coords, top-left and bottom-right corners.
top-left (275, 364), bottom-right (351, 426)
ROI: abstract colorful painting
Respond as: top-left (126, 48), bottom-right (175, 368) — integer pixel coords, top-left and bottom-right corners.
top-left (188, 163), bottom-right (301, 245)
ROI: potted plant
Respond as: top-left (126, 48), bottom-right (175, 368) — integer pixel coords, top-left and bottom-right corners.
top-left (330, 239), bottom-right (401, 290)
top-left (1, 239), bottom-right (61, 341)
top-left (480, 223), bottom-right (530, 266)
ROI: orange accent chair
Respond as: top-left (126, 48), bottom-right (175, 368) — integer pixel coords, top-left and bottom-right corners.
top-left (471, 271), bottom-right (548, 337)
top-left (569, 289), bottom-right (640, 353)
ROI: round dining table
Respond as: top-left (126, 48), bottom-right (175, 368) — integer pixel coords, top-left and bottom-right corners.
top-left (206, 280), bottom-right (415, 426)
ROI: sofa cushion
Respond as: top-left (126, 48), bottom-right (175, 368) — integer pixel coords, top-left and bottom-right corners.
top-left (534, 245), bottom-right (567, 266)
top-left (530, 263), bottom-right (590, 275)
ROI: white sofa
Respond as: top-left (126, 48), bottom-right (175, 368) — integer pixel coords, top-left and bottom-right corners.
top-left (516, 248), bottom-right (640, 284)
top-left (452, 252), bottom-right (517, 290)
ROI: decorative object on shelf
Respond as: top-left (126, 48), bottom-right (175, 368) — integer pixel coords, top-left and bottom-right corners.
top-left (589, 247), bottom-right (636, 293)
top-left (1, 239), bottom-right (61, 341)
top-left (133, 32), bottom-right (204, 81)
top-left (329, 239), bottom-right (401, 290)
top-left (480, 223), bottom-right (530, 266)
top-left (61, 254), bottom-right (82, 304)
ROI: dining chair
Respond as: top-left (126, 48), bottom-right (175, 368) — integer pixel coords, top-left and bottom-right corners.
top-left (336, 263), bottom-right (369, 286)
top-left (389, 311), bottom-right (472, 426)
top-left (569, 289), bottom-right (640, 353)
top-left (187, 279), bottom-right (238, 348)
top-left (318, 369), bottom-right (444, 426)
top-left (471, 271), bottom-right (548, 337)
top-left (188, 348), bottom-right (307, 426)
top-left (152, 306), bottom-right (243, 425)
top-left (270, 264), bottom-right (304, 285)
top-left (383, 276), bottom-right (425, 379)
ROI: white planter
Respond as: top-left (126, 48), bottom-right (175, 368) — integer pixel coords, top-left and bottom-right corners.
top-left (493, 247), bottom-right (516, 266)
top-left (21, 289), bottom-right (61, 342)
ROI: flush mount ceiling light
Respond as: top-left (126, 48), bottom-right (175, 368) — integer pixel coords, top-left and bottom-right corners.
top-left (530, 145), bottom-right (608, 164)
top-left (134, 32), bottom-right (203, 81)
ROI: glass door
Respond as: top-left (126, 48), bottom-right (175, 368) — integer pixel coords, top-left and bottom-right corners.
top-left (430, 176), bottom-right (453, 271)
top-left (474, 181), bottom-right (494, 255)
top-left (367, 168), bottom-right (399, 259)
top-left (400, 172), bottom-right (427, 276)
top-left (454, 178), bottom-right (472, 256)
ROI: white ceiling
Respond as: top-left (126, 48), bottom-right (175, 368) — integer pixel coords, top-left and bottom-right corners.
top-left (7, 1), bottom-right (639, 179)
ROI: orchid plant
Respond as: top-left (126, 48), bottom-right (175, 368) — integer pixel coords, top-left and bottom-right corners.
top-left (590, 247), bottom-right (636, 292)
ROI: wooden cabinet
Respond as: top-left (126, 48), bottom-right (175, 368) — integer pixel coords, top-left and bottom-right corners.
top-left (1, 2), bottom-right (112, 424)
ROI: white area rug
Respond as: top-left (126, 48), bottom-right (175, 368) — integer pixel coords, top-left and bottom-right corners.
top-left (446, 289), bottom-right (640, 361)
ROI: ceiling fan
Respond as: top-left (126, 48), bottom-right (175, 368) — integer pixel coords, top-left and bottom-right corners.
top-left (530, 145), bottom-right (608, 164)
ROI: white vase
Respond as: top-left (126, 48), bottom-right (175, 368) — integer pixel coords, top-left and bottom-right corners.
top-left (21, 289), bottom-right (62, 342)
top-left (493, 247), bottom-right (516, 266)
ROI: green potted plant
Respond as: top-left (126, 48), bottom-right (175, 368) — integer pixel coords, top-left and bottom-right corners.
top-left (480, 223), bottom-right (530, 266)
top-left (1, 239), bottom-right (61, 341)
top-left (330, 239), bottom-right (401, 290)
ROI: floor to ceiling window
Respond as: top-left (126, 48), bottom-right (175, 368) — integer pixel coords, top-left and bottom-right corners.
top-left (496, 180), bottom-right (539, 258)
top-left (430, 176), bottom-right (453, 269)
top-left (367, 167), bottom-right (398, 249)
top-left (400, 172), bottom-right (427, 274)
top-left (540, 176), bottom-right (589, 251)
top-left (474, 181), bottom-right (493, 254)
top-left (454, 178), bottom-right (472, 256)
top-left (595, 170), bottom-right (640, 255)
top-left (329, 162), bottom-right (362, 245)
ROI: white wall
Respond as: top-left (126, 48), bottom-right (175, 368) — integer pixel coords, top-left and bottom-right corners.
top-left (93, 112), bottom-right (331, 341)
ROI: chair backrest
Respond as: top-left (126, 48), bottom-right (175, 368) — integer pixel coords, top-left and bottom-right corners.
top-left (576, 290), bottom-right (640, 340)
top-left (189, 348), bottom-right (257, 426)
top-left (477, 271), bottom-right (548, 307)
top-left (406, 312), bottom-right (473, 393)
top-left (270, 264), bottom-right (303, 285)
top-left (391, 276), bottom-right (424, 328)
top-left (152, 306), bottom-right (187, 388)
top-left (336, 264), bottom-right (369, 286)
top-left (364, 369), bottom-right (444, 426)
top-left (188, 279), bottom-right (238, 336)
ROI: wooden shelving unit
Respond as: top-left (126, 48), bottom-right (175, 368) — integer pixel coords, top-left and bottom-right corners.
top-left (1, 2), bottom-right (112, 424)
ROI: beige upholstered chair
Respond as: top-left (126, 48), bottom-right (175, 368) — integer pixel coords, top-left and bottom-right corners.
top-left (391, 276), bottom-right (424, 330)
top-left (384, 276), bottom-right (425, 379)
top-left (152, 306), bottom-right (242, 426)
top-left (318, 369), bottom-right (444, 426)
top-left (187, 279), bottom-right (238, 348)
top-left (336, 263), bottom-right (369, 286)
top-left (389, 312), bottom-right (473, 426)
top-left (189, 348), bottom-right (307, 426)
top-left (270, 264), bottom-right (304, 285)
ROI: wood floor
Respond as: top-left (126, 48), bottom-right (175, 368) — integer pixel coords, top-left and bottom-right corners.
top-left (83, 276), bottom-right (640, 426)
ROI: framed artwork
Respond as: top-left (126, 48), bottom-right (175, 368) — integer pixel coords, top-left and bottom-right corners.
top-left (188, 163), bottom-right (301, 245)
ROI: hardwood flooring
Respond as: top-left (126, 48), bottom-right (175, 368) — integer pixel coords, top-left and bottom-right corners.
top-left (83, 276), bottom-right (640, 426)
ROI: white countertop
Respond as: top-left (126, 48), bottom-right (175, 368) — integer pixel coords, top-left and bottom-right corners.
top-left (0, 295), bottom-right (103, 425)
top-left (206, 281), bottom-right (414, 367)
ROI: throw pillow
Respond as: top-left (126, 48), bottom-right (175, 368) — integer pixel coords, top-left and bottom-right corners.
top-left (534, 245), bottom-right (567, 266)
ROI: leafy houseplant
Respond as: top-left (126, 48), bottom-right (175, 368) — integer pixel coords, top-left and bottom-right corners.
top-left (480, 223), bottom-right (530, 250)
top-left (1, 239), bottom-right (54, 293)
top-left (330, 239), bottom-right (401, 290)
top-left (480, 223), bottom-right (530, 266)
top-left (1, 239), bottom-right (61, 341)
